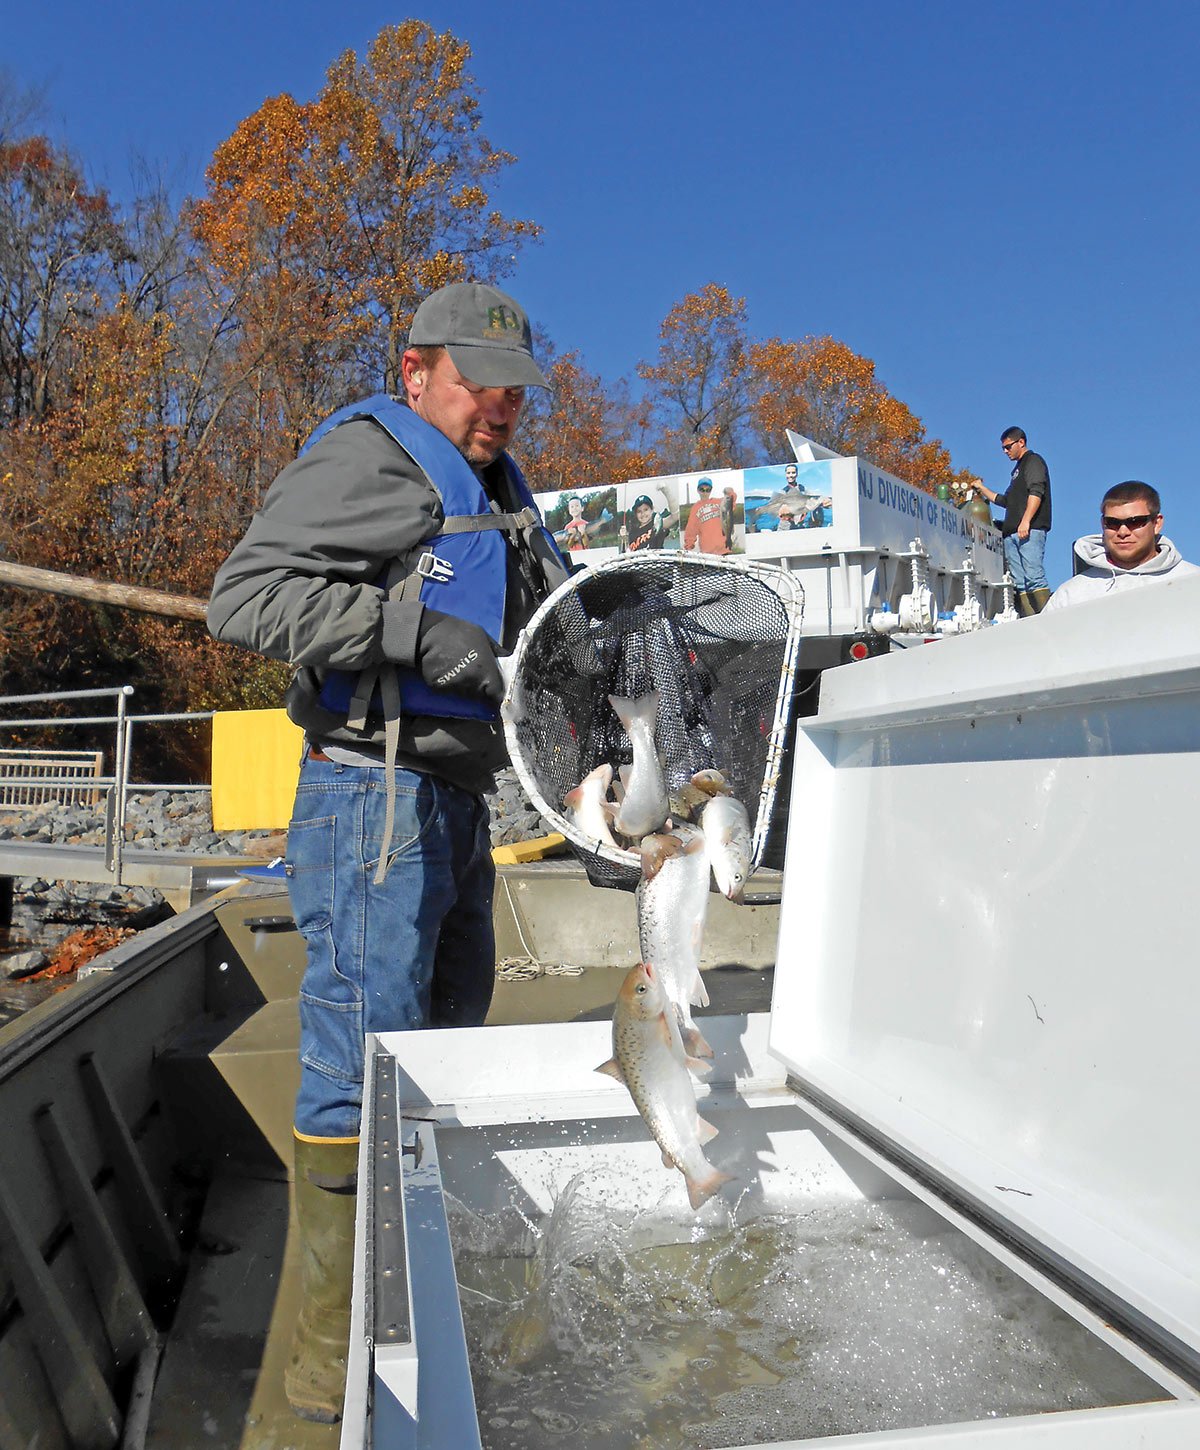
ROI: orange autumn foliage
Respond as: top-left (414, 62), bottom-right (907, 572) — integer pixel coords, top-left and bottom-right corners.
top-left (749, 333), bottom-right (968, 493)
top-left (0, 49), bottom-right (980, 786)
top-left (638, 283), bottom-right (750, 471)
top-left (519, 349), bottom-right (662, 493)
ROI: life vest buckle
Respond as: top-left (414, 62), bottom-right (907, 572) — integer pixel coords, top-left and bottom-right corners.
top-left (416, 552), bottom-right (455, 584)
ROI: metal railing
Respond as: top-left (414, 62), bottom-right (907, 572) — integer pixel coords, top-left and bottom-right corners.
top-left (0, 687), bottom-right (213, 885)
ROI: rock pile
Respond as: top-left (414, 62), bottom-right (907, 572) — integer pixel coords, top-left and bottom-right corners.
top-left (0, 770), bottom-right (550, 979)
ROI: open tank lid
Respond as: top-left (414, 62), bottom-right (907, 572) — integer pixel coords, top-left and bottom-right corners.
top-left (768, 575), bottom-right (1200, 1371)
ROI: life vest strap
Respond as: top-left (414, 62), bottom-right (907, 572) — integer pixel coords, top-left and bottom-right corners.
top-left (437, 506), bottom-right (540, 535)
top-left (346, 667), bottom-right (382, 735)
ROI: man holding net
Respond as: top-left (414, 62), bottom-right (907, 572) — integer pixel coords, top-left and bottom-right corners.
top-left (207, 281), bottom-right (568, 1422)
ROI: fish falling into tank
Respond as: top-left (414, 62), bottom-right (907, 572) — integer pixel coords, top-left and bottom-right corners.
top-left (596, 961), bottom-right (734, 1211)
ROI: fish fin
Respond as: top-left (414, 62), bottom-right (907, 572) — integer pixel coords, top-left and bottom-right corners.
top-left (696, 1115), bottom-right (720, 1144)
top-left (595, 1058), bottom-right (625, 1083)
top-left (686, 1166), bottom-right (736, 1211)
top-left (639, 832), bottom-right (681, 881)
top-left (682, 1023), bottom-right (714, 1059)
top-left (653, 1010), bottom-right (674, 1050)
top-left (611, 779), bottom-right (625, 804)
top-left (563, 785), bottom-right (583, 810)
top-left (618, 763), bottom-right (632, 790)
top-left (684, 1053), bottom-right (712, 1077)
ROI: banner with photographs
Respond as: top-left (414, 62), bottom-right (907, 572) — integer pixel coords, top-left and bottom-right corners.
top-left (536, 473), bottom-right (752, 561)
top-left (537, 462), bottom-right (836, 562)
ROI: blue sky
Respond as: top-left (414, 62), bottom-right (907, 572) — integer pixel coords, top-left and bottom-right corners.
top-left (6, 1), bottom-right (1199, 581)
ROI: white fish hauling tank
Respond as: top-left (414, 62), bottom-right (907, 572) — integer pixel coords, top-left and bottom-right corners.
top-left (596, 960), bottom-right (735, 1211)
top-left (608, 691), bottom-right (670, 840)
top-left (636, 824), bottom-right (713, 1061)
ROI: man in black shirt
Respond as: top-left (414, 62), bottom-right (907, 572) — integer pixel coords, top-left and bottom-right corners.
top-left (972, 427), bottom-right (1052, 614)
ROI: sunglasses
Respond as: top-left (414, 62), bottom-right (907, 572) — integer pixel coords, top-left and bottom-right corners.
top-left (1101, 513), bottom-right (1157, 531)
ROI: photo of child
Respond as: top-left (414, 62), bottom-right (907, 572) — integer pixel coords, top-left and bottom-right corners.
top-left (542, 485), bottom-right (621, 553)
top-left (680, 475), bottom-right (743, 555)
top-left (619, 482), bottom-right (679, 552)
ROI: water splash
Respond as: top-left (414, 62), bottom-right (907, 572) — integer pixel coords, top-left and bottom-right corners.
top-left (449, 1183), bottom-right (1165, 1449)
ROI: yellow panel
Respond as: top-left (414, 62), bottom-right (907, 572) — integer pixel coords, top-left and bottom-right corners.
top-left (211, 709), bottom-right (305, 831)
top-left (490, 833), bottom-right (568, 865)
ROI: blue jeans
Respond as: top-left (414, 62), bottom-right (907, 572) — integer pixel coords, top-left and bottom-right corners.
top-left (1003, 530), bottom-right (1048, 591)
top-left (286, 752), bottom-right (495, 1138)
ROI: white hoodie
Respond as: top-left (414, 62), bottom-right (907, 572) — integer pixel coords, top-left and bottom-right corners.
top-left (1042, 534), bottom-right (1200, 612)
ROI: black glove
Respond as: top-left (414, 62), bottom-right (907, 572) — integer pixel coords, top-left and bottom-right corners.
top-left (414, 608), bottom-right (504, 705)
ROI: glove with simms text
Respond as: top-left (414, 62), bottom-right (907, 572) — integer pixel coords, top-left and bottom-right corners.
top-left (414, 608), bottom-right (504, 705)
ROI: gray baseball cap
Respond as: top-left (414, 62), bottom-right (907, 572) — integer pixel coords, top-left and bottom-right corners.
top-left (409, 281), bottom-right (548, 389)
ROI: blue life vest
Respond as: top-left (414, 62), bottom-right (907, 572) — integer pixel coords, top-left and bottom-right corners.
top-left (302, 394), bottom-right (563, 723)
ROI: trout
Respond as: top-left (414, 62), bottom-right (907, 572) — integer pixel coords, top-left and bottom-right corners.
top-left (563, 762), bottom-right (620, 849)
top-left (637, 825), bottom-right (713, 1060)
top-left (692, 775), bottom-right (752, 902)
top-left (669, 768), bottom-right (730, 822)
top-left (608, 692), bottom-right (669, 840)
top-left (596, 962), bottom-right (734, 1211)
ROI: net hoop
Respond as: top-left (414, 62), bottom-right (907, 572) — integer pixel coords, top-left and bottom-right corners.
top-left (502, 551), bottom-right (804, 886)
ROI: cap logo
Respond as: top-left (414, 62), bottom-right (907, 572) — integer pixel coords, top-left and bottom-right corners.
top-left (486, 305), bottom-right (522, 335)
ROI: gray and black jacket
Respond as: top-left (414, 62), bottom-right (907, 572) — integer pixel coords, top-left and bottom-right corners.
top-left (207, 409), bottom-right (568, 796)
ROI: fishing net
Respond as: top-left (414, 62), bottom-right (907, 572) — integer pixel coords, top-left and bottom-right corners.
top-left (502, 552), bottom-right (805, 891)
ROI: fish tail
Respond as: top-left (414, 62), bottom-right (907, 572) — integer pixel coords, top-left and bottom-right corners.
top-left (686, 1166), bottom-right (736, 1211)
top-left (608, 691), bottom-right (659, 730)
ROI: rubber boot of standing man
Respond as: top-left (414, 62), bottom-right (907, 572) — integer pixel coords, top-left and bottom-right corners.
top-left (970, 427), bottom-right (1052, 614)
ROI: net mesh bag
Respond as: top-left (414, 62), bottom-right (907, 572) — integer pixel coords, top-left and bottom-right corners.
top-left (502, 552), bottom-right (805, 891)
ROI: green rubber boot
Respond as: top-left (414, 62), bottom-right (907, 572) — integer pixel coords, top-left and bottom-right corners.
top-left (284, 1135), bottom-right (359, 1423)
top-left (1027, 587), bottom-right (1052, 614)
top-left (1016, 591), bottom-right (1036, 617)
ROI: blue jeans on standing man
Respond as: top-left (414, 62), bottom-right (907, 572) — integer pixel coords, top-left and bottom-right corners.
top-left (1003, 529), bottom-right (1048, 592)
top-left (286, 750), bottom-right (496, 1140)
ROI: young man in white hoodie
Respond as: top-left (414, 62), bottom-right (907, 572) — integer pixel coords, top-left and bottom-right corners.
top-left (1042, 482), bottom-right (1199, 613)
